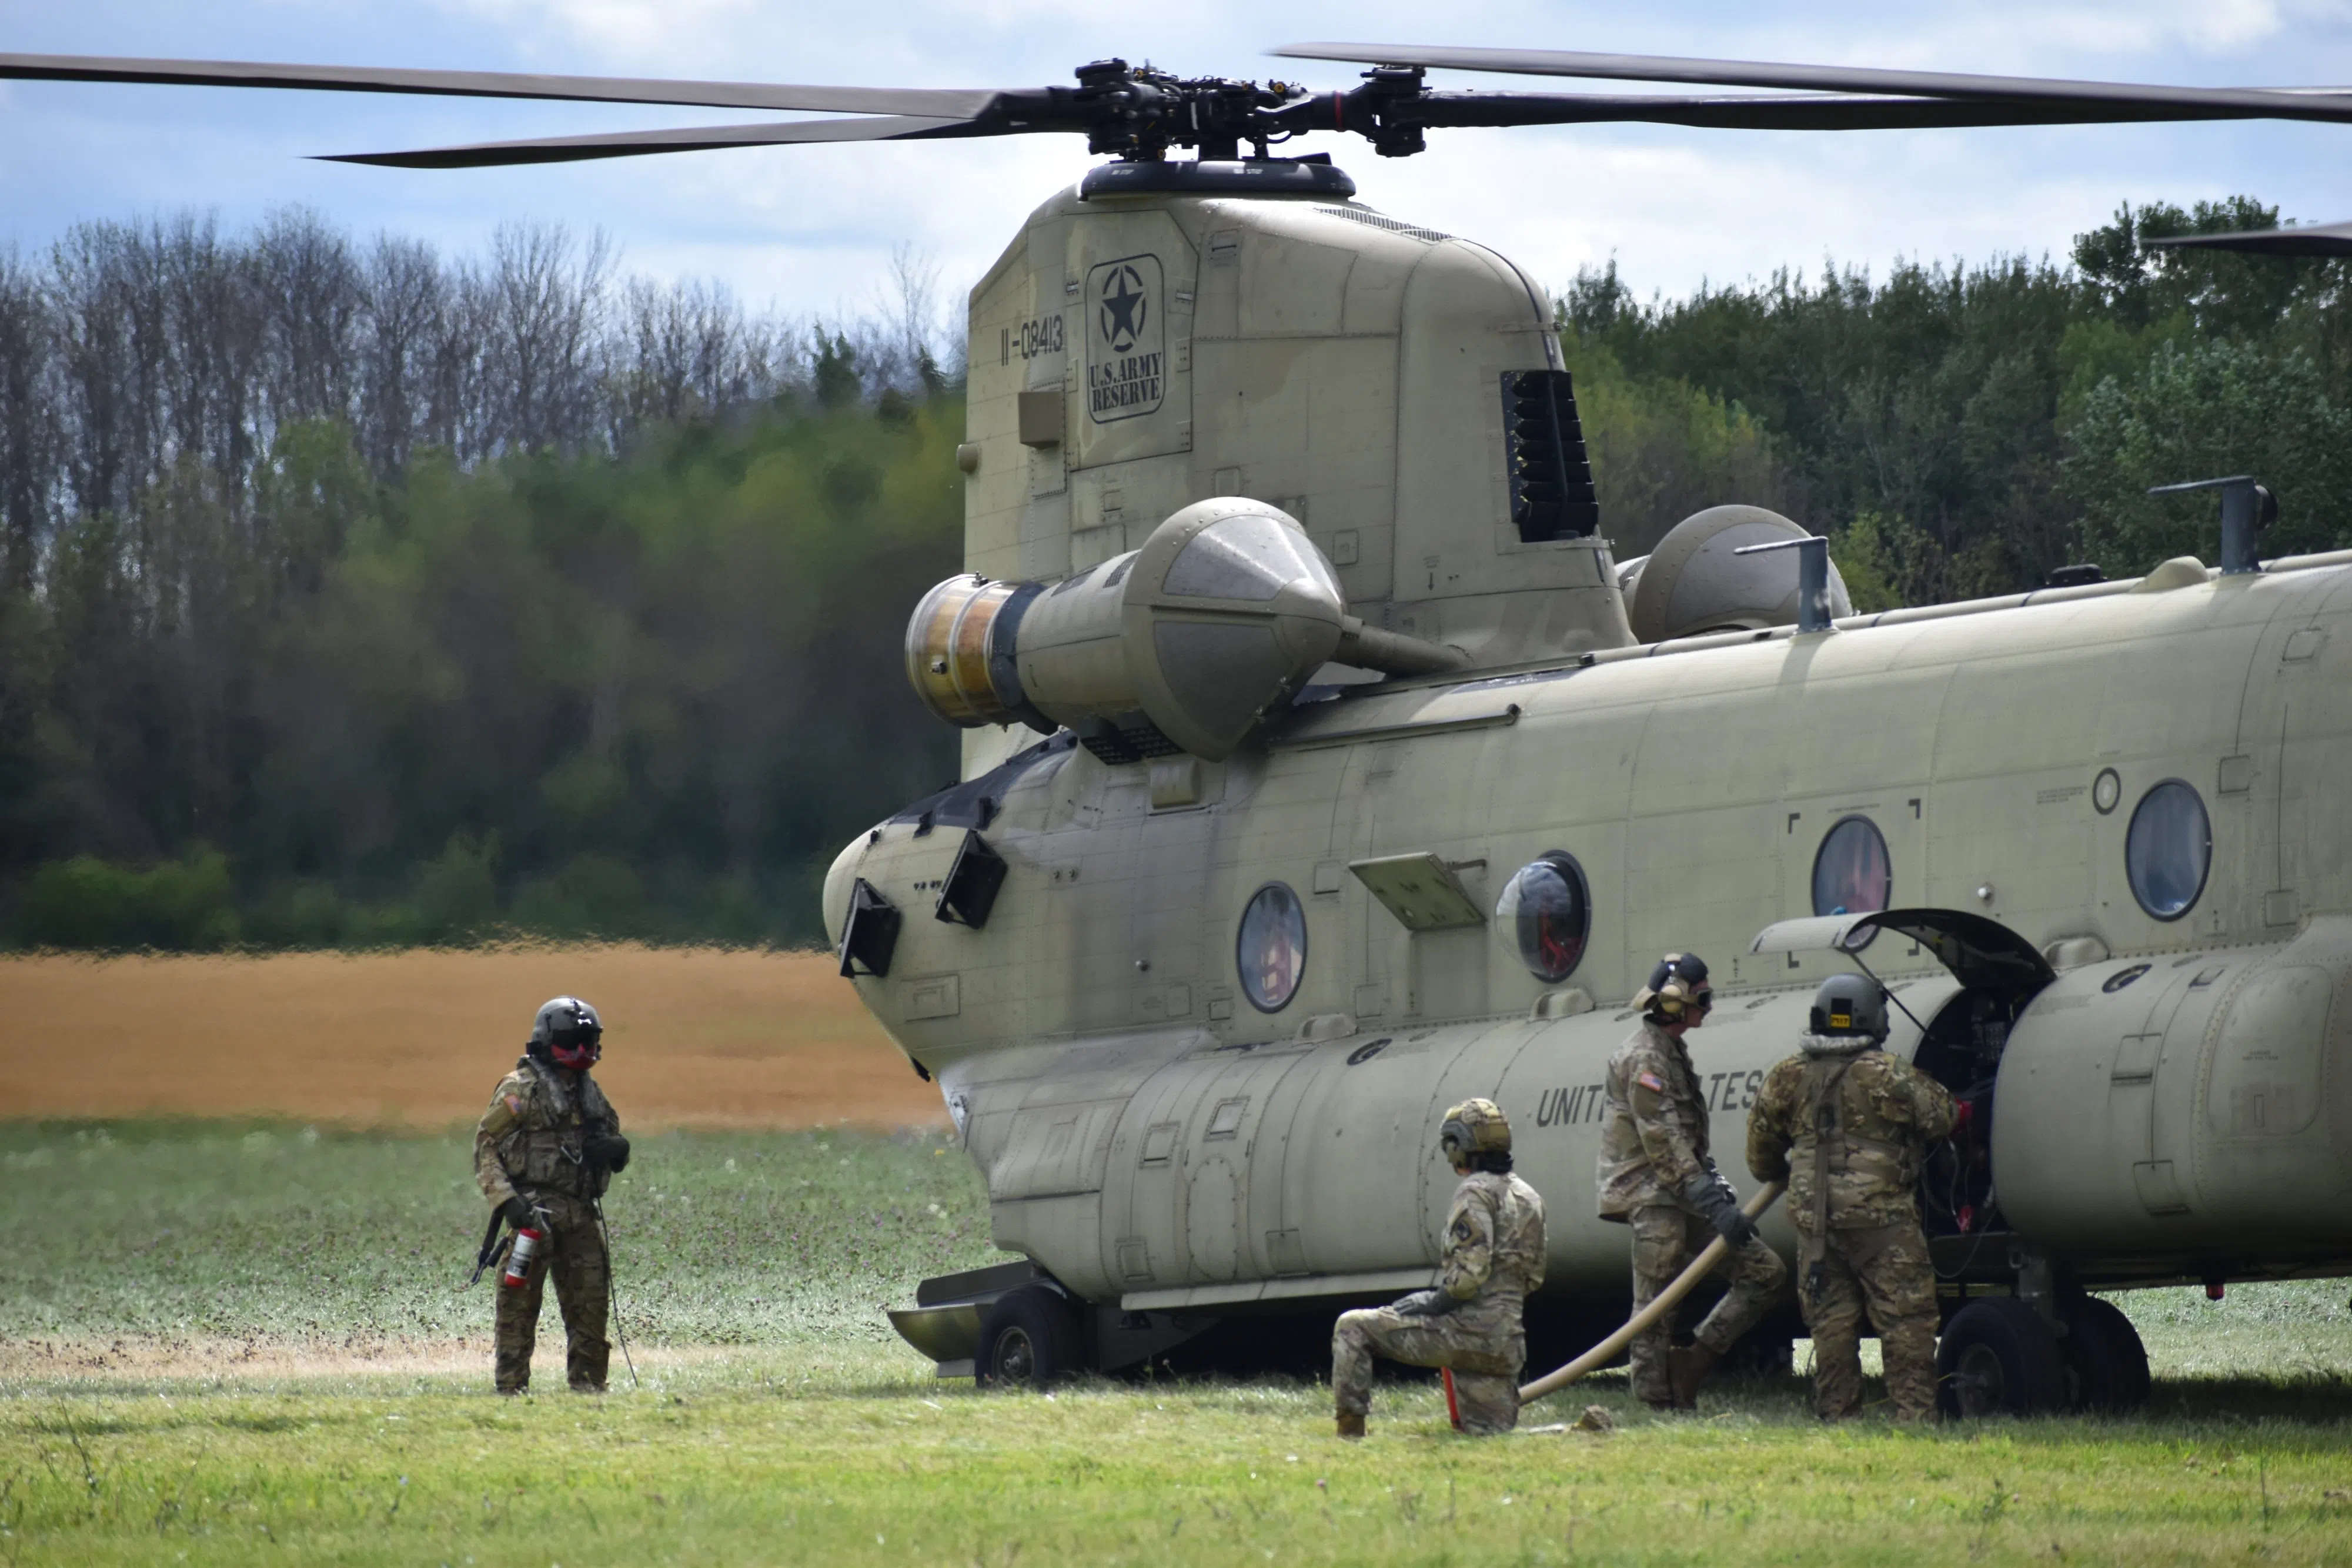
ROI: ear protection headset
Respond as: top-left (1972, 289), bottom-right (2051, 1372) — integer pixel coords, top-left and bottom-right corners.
top-left (1634, 952), bottom-right (1712, 1019)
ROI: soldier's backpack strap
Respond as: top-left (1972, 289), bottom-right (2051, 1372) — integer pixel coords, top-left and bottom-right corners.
top-left (1800, 1055), bottom-right (1859, 1305)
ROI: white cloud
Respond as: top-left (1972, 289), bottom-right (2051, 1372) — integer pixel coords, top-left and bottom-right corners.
top-left (4, 0), bottom-right (2350, 325)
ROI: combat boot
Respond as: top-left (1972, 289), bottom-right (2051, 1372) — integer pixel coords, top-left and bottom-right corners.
top-left (1335, 1410), bottom-right (1366, 1440)
top-left (1667, 1342), bottom-right (1721, 1408)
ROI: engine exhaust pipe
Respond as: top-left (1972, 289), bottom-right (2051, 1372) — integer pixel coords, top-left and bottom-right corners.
top-left (905, 499), bottom-right (1461, 760)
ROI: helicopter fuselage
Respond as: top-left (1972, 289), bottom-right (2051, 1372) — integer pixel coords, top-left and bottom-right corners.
top-left (831, 171), bottom-right (2352, 1393)
top-left (835, 551), bottom-right (2352, 1316)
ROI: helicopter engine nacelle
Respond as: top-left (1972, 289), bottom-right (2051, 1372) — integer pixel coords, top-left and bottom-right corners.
top-left (906, 497), bottom-right (1347, 761)
top-left (1613, 504), bottom-right (1855, 644)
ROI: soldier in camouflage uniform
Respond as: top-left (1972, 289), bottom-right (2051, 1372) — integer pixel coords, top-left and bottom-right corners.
top-left (1599, 952), bottom-right (1788, 1409)
top-left (475, 997), bottom-right (631, 1394)
top-left (1748, 972), bottom-right (1955, 1423)
top-left (1331, 1098), bottom-right (1546, 1439)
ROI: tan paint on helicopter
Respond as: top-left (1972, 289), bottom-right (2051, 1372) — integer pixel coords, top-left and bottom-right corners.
top-left (959, 188), bottom-right (1626, 781)
top-left (837, 185), bottom-right (2352, 1321)
top-left (834, 542), bottom-right (2352, 1302)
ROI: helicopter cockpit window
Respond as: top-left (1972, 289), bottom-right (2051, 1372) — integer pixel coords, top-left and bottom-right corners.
top-left (1237, 882), bottom-right (1308, 1012)
top-left (1496, 851), bottom-right (1591, 983)
top-left (2126, 779), bottom-right (2211, 920)
top-left (1164, 515), bottom-right (1337, 603)
top-left (1811, 815), bottom-right (1892, 926)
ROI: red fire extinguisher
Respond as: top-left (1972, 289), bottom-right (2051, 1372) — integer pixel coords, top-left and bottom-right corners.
top-left (502, 1225), bottom-right (545, 1289)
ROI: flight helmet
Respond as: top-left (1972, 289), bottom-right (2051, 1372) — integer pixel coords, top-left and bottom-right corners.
top-left (1633, 952), bottom-right (1712, 1021)
top-left (1809, 973), bottom-right (1887, 1042)
top-left (532, 996), bottom-right (604, 1069)
top-left (1439, 1098), bottom-right (1512, 1164)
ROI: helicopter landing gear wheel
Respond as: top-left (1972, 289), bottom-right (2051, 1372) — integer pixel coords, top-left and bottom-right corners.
top-left (2056, 1294), bottom-right (2151, 1413)
top-left (1936, 1298), bottom-right (2066, 1418)
top-left (975, 1285), bottom-right (1083, 1390)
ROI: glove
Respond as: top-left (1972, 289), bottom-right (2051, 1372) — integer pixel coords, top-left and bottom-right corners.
top-left (585, 1131), bottom-right (631, 1174)
top-left (499, 1195), bottom-right (537, 1229)
top-left (1682, 1171), bottom-right (1759, 1247)
top-left (1706, 1198), bottom-right (1758, 1248)
top-left (1392, 1289), bottom-right (1459, 1319)
top-left (1702, 1159), bottom-right (1739, 1210)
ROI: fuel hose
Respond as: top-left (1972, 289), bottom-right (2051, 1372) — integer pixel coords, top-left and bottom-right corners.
top-left (1517, 1180), bottom-right (1786, 1405)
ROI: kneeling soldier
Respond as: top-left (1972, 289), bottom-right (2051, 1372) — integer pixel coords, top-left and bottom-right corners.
top-left (475, 997), bottom-right (631, 1394)
top-left (1748, 973), bottom-right (1955, 1422)
top-left (1331, 1098), bottom-right (1546, 1438)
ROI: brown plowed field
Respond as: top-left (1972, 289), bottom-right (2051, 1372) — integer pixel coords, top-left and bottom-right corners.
top-left (0, 947), bottom-right (944, 1129)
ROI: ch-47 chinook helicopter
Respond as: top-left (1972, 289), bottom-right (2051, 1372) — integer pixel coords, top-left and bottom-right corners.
top-left (17, 37), bottom-right (2352, 1417)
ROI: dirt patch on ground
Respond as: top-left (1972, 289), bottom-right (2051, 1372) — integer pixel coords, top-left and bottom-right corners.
top-left (0, 947), bottom-right (944, 1130)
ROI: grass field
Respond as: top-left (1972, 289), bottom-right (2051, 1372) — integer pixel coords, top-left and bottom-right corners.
top-left (6, 1120), bottom-right (2352, 1566)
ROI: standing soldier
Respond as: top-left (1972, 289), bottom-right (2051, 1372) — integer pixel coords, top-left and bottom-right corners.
top-left (1331, 1099), bottom-right (1546, 1439)
top-left (1598, 952), bottom-right (1788, 1410)
top-left (1748, 972), bottom-right (1955, 1423)
top-left (475, 997), bottom-right (632, 1395)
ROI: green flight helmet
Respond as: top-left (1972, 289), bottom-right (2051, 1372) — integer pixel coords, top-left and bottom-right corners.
top-left (1809, 972), bottom-right (1887, 1042)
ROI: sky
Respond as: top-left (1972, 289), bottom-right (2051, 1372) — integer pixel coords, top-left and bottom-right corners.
top-left (5, 0), bottom-right (2352, 328)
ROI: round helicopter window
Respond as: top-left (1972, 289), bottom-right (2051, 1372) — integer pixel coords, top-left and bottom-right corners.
top-left (2126, 780), bottom-right (2210, 921)
top-left (1237, 882), bottom-right (1308, 1012)
top-left (1496, 852), bottom-right (1591, 984)
top-left (1812, 815), bottom-right (1892, 924)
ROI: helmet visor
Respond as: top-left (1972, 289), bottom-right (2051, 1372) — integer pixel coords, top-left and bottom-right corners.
top-left (548, 1019), bottom-right (602, 1066)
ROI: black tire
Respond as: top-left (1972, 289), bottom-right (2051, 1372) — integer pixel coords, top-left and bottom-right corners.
top-left (974, 1285), bottom-right (1083, 1390)
top-left (1936, 1297), bottom-right (2066, 1418)
top-left (2057, 1294), bottom-right (2151, 1413)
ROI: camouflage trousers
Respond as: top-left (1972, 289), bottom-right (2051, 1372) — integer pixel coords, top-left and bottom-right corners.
top-left (1332, 1302), bottom-right (1525, 1435)
top-left (1628, 1204), bottom-right (1788, 1407)
top-left (1799, 1221), bottom-right (1939, 1423)
top-left (494, 1191), bottom-right (609, 1393)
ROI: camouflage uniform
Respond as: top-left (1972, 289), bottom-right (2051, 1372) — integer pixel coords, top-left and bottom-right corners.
top-left (1747, 1037), bottom-right (1955, 1422)
top-left (475, 1057), bottom-right (620, 1393)
top-left (1332, 1170), bottom-right (1547, 1435)
top-left (1598, 1019), bottom-right (1788, 1406)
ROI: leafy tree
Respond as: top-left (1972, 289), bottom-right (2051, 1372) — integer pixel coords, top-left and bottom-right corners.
top-left (11, 196), bottom-right (2352, 950)
top-left (2067, 338), bottom-right (2352, 572)
top-left (1561, 195), bottom-right (2352, 600)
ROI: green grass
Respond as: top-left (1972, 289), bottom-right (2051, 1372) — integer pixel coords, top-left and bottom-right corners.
top-left (0, 1120), bottom-right (997, 1348)
top-left (4, 1122), bottom-right (2351, 1566)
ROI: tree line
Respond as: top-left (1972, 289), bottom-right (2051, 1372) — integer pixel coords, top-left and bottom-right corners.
top-left (0, 208), bottom-right (954, 593)
top-left (1563, 196), bottom-right (2352, 606)
top-left (2, 196), bottom-right (2348, 950)
top-left (0, 209), bottom-right (964, 950)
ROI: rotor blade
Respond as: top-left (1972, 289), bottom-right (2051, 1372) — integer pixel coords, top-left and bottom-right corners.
top-left (322, 115), bottom-right (993, 169)
top-left (2149, 220), bottom-right (2352, 258)
top-left (1274, 42), bottom-right (2352, 125)
top-left (0, 51), bottom-right (1000, 118)
top-left (1413, 91), bottom-right (2291, 132)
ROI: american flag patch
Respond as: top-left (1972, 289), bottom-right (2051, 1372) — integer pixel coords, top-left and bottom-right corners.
top-left (1635, 1071), bottom-right (1665, 1094)
top-left (505, 1095), bottom-right (524, 1116)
